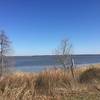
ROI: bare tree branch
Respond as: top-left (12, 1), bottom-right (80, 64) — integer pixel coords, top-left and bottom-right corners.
top-left (56, 39), bottom-right (75, 78)
top-left (0, 30), bottom-right (13, 76)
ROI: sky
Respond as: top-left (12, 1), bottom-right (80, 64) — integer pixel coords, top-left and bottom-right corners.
top-left (0, 0), bottom-right (100, 55)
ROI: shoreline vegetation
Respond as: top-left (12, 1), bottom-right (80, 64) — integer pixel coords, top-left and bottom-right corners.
top-left (0, 64), bottom-right (100, 100)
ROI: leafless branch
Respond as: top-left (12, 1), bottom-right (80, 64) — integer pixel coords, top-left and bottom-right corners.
top-left (0, 30), bottom-right (14, 76)
top-left (56, 38), bottom-right (75, 79)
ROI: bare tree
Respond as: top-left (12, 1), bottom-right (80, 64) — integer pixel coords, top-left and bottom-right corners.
top-left (0, 30), bottom-right (12, 76)
top-left (56, 39), bottom-right (75, 78)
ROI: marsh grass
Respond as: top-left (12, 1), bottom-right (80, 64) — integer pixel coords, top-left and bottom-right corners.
top-left (34, 69), bottom-right (72, 95)
top-left (0, 65), bottom-right (100, 100)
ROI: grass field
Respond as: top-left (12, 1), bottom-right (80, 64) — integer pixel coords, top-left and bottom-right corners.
top-left (0, 64), bottom-right (100, 100)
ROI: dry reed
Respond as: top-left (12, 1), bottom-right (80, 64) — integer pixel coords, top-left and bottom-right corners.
top-left (0, 65), bottom-right (100, 100)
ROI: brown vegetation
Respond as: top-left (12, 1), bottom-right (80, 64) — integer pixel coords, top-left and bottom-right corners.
top-left (0, 65), bottom-right (100, 100)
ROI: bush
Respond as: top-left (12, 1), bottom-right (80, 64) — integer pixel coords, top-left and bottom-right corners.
top-left (79, 67), bottom-right (100, 83)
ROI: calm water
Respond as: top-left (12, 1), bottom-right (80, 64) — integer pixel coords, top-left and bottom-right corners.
top-left (14, 55), bottom-right (100, 72)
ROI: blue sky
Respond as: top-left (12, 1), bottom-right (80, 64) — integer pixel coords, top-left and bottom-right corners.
top-left (0, 0), bottom-right (100, 55)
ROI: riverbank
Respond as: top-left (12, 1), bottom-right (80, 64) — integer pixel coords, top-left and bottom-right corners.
top-left (0, 64), bottom-right (100, 100)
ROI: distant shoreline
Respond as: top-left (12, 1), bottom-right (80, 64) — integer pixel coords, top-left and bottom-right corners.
top-left (9, 54), bottom-right (100, 57)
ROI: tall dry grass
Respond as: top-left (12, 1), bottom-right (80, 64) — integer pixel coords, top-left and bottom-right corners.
top-left (0, 65), bottom-right (100, 100)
